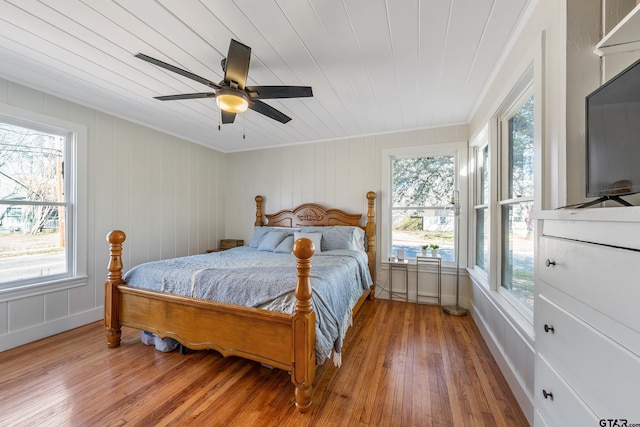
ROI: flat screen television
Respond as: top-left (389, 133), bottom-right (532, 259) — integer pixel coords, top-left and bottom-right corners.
top-left (584, 57), bottom-right (640, 207)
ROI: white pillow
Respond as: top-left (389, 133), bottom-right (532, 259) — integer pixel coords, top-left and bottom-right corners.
top-left (351, 227), bottom-right (366, 252)
top-left (300, 225), bottom-right (366, 251)
top-left (293, 232), bottom-right (322, 253)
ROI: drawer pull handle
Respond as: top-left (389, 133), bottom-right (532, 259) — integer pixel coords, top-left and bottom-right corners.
top-left (545, 259), bottom-right (556, 267)
top-left (544, 324), bottom-right (555, 333)
top-left (542, 389), bottom-right (554, 400)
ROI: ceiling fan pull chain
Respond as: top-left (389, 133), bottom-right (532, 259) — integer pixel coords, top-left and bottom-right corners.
top-left (243, 114), bottom-right (246, 139)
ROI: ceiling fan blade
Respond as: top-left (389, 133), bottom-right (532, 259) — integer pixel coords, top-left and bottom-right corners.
top-left (248, 100), bottom-right (291, 123)
top-left (221, 110), bottom-right (236, 124)
top-left (245, 86), bottom-right (313, 99)
top-left (155, 93), bottom-right (216, 101)
top-left (223, 39), bottom-right (251, 89)
top-left (135, 53), bottom-right (221, 90)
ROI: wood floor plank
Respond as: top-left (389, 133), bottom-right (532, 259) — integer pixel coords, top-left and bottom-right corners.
top-left (0, 300), bottom-right (529, 426)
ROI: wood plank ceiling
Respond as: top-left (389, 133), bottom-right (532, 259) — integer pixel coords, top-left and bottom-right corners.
top-left (0, 0), bottom-right (530, 153)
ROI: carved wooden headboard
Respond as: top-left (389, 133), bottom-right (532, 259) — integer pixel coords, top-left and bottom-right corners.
top-left (253, 192), bottom-right (377, 285)
top-left (264, 203), bottom-right (362, 228)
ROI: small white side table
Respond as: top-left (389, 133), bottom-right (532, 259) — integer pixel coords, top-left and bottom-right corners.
top-left (416, 256), bottom-right (442, 306)
top-left (388, 260), bottom-right (409, 301)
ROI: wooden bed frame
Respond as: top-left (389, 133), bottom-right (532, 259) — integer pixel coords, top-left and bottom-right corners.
top-left (104, 191), bottom-right (376, 412)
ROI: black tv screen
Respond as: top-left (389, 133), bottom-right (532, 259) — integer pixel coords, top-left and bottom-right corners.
top-left (586, 57), bottom-right (640, 199)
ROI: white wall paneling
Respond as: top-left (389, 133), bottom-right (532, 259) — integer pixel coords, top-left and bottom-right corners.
top-left (377, 264), bottom-right (469, 309)
top-left (225, 124), bottom-right (469, 301)
top-left (468, 276), bottom-right (535, 424)
top-left (0, 78), bottom-right (226, 352)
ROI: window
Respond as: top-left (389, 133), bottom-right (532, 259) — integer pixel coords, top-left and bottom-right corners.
top-left (385, 148), bottom-right (457, 262)
top-left (0, 110), bottom-right (85, 291)
top-left (474, 144), bottom-right (489, 273)
top-left (499, 91), bottom-right (535, 310)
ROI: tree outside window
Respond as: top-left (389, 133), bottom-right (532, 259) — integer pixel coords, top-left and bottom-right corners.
top-left (501, 94), bottom-right (535, 310)
top-left (0, 122), bottom-right (68, 285)
top-left (391, 155), bottom-right (456, 261)
top-left (475, 145), bottom-right (489, 273)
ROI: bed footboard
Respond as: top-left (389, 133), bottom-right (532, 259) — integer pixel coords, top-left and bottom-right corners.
top-left (104, 231), bottom-right (318, 413)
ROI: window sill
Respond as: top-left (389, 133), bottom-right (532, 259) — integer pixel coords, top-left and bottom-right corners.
top-left (0, 275), bottom-right (88, 303)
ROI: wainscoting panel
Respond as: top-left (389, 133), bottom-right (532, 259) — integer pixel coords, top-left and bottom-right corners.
top-left (0, 78), bottom-right (227, 351)
top-left (468, 276), bottom-right (534, 425)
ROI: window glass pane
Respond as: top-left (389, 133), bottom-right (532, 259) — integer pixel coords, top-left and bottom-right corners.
top-left (480, 145), bottom-right (489, 204)
top-left (0, 123), bottom-right (64, 203)
top-left (508, 95), bottom-right (534, 199)
top-left (501, 203), bottom-right (534, 310)
top-left (475, 208), bottom-right (489, 272)
top-left (393, 156), bottom-right (454, 207)
top-left (391, 208), bottom-right (454, 262)
top-left (391, 154), bottom-right (455, 261)
top-left (1, 122), bottom-right (68, 286)
top-left (0, 205), bottom-right (67, 283)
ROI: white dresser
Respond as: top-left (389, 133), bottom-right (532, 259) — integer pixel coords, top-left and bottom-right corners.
top-left (534, 207), bottom-right (640, 426)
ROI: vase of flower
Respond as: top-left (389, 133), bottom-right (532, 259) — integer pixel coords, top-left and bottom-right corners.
top-left (421, 245), bottom-right (429, 256)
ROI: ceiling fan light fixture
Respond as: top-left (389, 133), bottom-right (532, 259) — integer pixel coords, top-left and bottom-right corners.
top-left (215, 90), bottom-right (249, 113)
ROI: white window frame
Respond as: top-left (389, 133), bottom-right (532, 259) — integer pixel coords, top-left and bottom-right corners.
top-left (470, 125), bottom-right (490, 284)
top-left (468, 62), bottom-right (541, 330)
top-left (0, 104), bottom-right (87, 299)
top-left (496, 84), bottom-right (535, 316)
top-left (381, 142), bottom-right (468, 267)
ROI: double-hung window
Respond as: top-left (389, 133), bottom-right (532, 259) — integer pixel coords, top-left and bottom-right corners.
top-left (383, 143), bottom-right (466, 264)
top-left (498, 88), bottom-right (535, 311)
top-left (0, 109), bottom-right (85, 292)
top-left (471, 68), bottom-right (536, 317)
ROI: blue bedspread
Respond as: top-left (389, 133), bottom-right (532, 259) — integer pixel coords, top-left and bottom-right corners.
top-left (122, 246), bottom-right (372, 365)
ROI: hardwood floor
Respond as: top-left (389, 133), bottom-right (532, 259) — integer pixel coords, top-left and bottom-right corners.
top-left (0, 300), bottom-right (528, 426)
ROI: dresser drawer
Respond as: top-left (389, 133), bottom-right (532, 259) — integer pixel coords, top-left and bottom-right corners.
top-left (533, 409), bottom-right (550, 427)
top-left (536, 295), bottom-right (640, 418)
top-left (534, 354), bottom-right (598, 426)
top-left (538, 236), bottom-right (640, 333)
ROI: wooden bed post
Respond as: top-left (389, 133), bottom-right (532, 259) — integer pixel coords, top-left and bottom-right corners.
top-left (255, 195), bottom-right (264, 226)
top-left (105, 230), bottom-right (126, 348)
top-left (366, 191), bottom-right (376, 296)
top-left (291, 237), bottom-right (316, 413)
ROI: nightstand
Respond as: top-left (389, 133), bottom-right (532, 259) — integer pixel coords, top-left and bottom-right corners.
top-left (206, 239), bottom-right (245, 253)
top-left (219, 239), bottom-right (244, 250)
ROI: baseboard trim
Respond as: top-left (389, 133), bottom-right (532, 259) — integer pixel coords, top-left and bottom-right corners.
top-left (0, 307), bottom-right (102, 352)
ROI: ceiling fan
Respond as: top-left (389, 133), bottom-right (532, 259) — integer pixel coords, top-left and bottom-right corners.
top-left (135, 39), bottom-right (313, 124)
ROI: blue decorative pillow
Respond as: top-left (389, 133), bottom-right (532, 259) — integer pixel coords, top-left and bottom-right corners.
top-left (257, 231), bottom-right (288, 251)
top-left (274, 235), bottom-right (294, 253)
top-left (249, 227), bottom-right (271, 248)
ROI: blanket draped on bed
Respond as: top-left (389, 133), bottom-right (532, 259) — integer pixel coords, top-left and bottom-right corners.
top-left (122, 246), bottom-right (372, 365)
